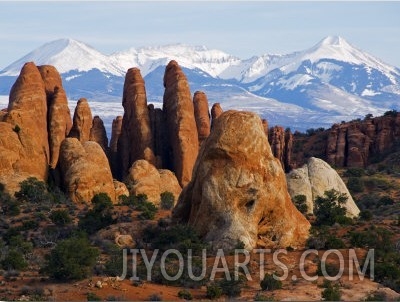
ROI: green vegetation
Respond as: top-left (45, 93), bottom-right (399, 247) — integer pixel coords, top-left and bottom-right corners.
top-left (160, 191), bottom-right (175, 210)
top-left (42, 234), bottom-right (99, 281)
top-left (87, 292), bottom-right (102, 301)
top-left (206, 283), bottom-right (223, 300)
top-left (292, 194), bottom-right (308, 214)
top-left (142, 224), bottom-right (208, 255)
top-left (177, 289), bottom-right (193, 300)
top-left (121, 193), bottom-right (157, 220)
top-left (78, 193), bottom-right (115, 234)
top-left (347, 177), bottom-right (365, 193)
top-left (15, 177), bottom-right (51, 203)
top-left (1, 249), bottom-right (28, 270)
top-left (260, 273), bottom-right (283, 291)
top-left (50, 209), bottom-right (72, 226)
top-left (321, 280), bottom-right (341, 301)
top-left (314, 189), bottom-right (352, 226)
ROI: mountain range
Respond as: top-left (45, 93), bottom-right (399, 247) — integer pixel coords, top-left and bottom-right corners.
top-left (1, 36), bottom-right (400, 132)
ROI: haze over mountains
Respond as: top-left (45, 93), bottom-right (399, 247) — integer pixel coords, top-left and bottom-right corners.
top-left (1, 36), bottom-right (399, 131)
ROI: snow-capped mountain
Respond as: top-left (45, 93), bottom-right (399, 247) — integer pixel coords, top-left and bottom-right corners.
top-left (1, 36), bottom-right (400, 132)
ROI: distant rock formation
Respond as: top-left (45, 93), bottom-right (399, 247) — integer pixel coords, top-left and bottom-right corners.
top-left (193, 91), bottom-right (211, 146)
top-left (126, 160), bottom-right (181, 206)
top-left (173, 110), bottom-right (310, 250)
top-left (163, 60), bottom-right (199, 187)
top-left (59, 138), bottom-right (117, 203)
top-left (268, 126), bottom-right (293, 172)
top-left (39, 65), bottom-right (72, 169)
top-left (69, 98), bottom-right (93, 143)
top-left (118, 68), bottom-right (155, 179)
top-left (0, 62), bottom-right (49, 193)
top-left (286, 157), bottom-right (360, 216)
top-left (292, 113), bottom-right (400, 169)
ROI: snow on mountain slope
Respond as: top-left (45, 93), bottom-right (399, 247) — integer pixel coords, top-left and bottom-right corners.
top-left (1, 36), bottom-right (400, 133)
top-left (298, 36), bottom-right (399, 78)
top-left (109, 43), bottom-right (241, 77)
top-left (0, 39), bottom-right (123, 76)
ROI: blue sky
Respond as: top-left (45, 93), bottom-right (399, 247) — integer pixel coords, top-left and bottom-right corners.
top-left (0, 1), bottom-right (399, 69)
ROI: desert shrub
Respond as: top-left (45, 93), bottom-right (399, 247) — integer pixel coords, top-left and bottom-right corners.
top-left (321, 281), bottom-right (341, 301)
top-left (50, 209), bottom-right (72, 226)
top-left (293, 195), bottom-right (308, 214)
top-left (148, 294), bottom-right (162, 301)
top-left (87, 292), bottom-right (102, 301)
top-left (344, 167), bottom-right (365, 177)
top-left (142, 224), bottom-right (208, 255)
top-left (21, 219), bottom-right (39, 231)
top-left (218, 274), bottom-right (246, 297)
top-left (317, 261), bottom-right (340, 278)
top-left (1, 249), bottom-right (28, 270)
top-left (160, 191), bottom-right (175, 210)
top-left (9, 235), bottom-right (33, 254)
top-left (2, 199), bottom-right (21, 216)
top-left (206, 283), bottom-right (222, 300)
top-left (42, 235), bottom-right (99, 280)
top-left (359, 210), bottom-right (373, 221)
top-left (378, 195), bottom-right (394, 206)
top-left (364, 291), bottom-right (387, 301)
top-left (78, 193), bottom-right (115, 234)
top-left (177, 289), bottom-right (193, 300)
top-left (364, 177), bottom-right (392, 190)
top-left (104, 245), bottom-right (125, 277)
top-left (15, 177), bottom-right (51, 203)
top-left (356, 194), bottom-right (379, 210)
top-left (260, 273), bottom-right (282, 291)
top-left (121, 194), bottom-right (157, 220)
top-left (347, 177), bottom-right (365, 193)
top-left (314, 189), bottom-right (349, 226)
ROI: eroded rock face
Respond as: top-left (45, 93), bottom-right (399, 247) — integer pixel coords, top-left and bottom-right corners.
top-left (118, 68), bottom-right (155, 179)
top-left (173, 110), bottom-right (310, 250)
top-left (39, 65), bottom-right (72, 169)
top-left (89, 116), bottom-right (108, 152)
top-left (163, 60), bottom-right (199, 187)
top-left (0, 62), bottom-right (49, 192)
top-left (59, 138), bottom-right (116, 203)
top-left (193, 91), bottom-right (211, 146)
top-left (126, 159), bottom-right (181, 206)
top-left (69, 98), bottom-right (93, 143)
top-left (286, 157), bottom-right (360, 216)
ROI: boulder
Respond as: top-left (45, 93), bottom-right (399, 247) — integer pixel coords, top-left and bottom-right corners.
top-left (162, 60), bottom-right (199, 187)
top-left (59, 138), bottom-right (116, 203)
top-left (286, 157), bottom-right (360, 216)
top-left (173, 110), bottom-right (310, 250)
top-left (126, 159), bottom-right (181, 206)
